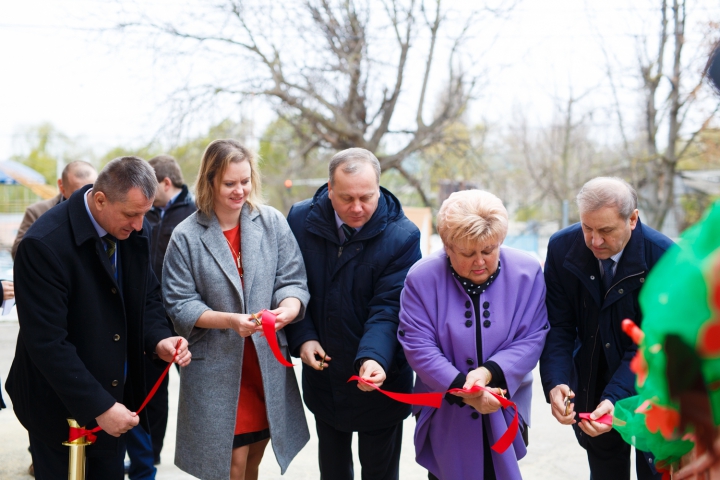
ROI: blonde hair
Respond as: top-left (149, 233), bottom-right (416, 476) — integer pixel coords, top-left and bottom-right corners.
top-left (194, 139), bottom-right (263, 217)
top-left (437, 190), bottom-right (509, 248)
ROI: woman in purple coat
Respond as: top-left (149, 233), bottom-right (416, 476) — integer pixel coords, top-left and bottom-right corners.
top-left (398, 190), bottom-right (549, 480)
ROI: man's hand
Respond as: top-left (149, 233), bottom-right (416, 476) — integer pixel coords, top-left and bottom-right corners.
top-left (155, 336), bottom-right (191, 367)
top-left (268, 298), bottom-right (302, 331)
top-left (463, 391), bottom-right (503, 414)
top-left (549, 384), bottom-right (576, 425)
top-left (578, 399), bottom-right (614, 437)
top-left (95, 402), bottom-right (139, 437)
top-left (357, 359), bottom-right (386, 391)
top-left (299, 340), bottom-right (331, 371)
top-left (2, 280), bottom-right (14, 301)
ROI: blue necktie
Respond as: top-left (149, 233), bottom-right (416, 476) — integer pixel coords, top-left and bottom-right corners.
top-left (341, 224), bottom-right (355, 244)
top-left (601, 258), bottom-right (615, 293)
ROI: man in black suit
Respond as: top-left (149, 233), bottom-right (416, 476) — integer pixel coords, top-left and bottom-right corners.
top-left (6, 156), bottom-right (191, 480)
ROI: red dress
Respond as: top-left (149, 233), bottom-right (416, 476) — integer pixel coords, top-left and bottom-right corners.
top-left (222, 225), bottom-right (269, 436)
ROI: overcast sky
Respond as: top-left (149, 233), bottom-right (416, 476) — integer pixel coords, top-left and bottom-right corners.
top-left (1, 0), bottom-right (718, 163)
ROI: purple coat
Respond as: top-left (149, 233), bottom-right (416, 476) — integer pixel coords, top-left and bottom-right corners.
top-left (398, 247), bottom-right (549, 480)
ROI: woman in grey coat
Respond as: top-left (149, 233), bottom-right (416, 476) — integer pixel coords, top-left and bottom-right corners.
top-left (162, 139), bottom-right (310, 480)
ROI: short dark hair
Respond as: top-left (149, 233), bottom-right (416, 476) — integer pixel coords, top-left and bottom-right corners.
top-left (149, 155), bottom-right (184, 188)
top-left (93, 157), bottom-right (157, 203)
top-left (61, 160), bottom-right (96, 185)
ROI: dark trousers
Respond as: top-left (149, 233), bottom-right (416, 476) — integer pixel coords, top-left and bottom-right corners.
top-left (315, 416), bottom-right (403, 480)
top-left (574, 425), bottom-right (661, 480)
top-left (126, 426), bottom-right (156, 480)
top-left (29, 432), bottom-right (125, 480)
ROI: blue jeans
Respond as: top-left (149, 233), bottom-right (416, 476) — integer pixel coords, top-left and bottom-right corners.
top-left (126, 426), bottom-right (156, 480)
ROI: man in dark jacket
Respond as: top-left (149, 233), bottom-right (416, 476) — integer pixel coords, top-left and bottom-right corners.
top-left (6, 156), bottom-right (191, 480)
top-left (285, 148), bottom-right (421, 480)
top-left (129, 155), bottom-right (196, 468)
top-left (539, 177), bottom-right (671, 480)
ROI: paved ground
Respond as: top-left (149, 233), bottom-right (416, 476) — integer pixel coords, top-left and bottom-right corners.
top-left (0, 318), bottom-right (630, 479)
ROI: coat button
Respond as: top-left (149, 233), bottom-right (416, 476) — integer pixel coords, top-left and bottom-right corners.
top-left (543, 324), bottom-right (549, 330)
top-left (111, 288), bottom-right (117, 294)
top-left (640, 278), bottom-right (645, 283)
top-left (471, 412), bottom-right (479, 419)
top-left (590, 275), bottom-right (595, 280)
top-left (399, 330), bottom-right (405, 337)
top-left (618, 288), bottom-right (624, 294)
top-left (465, 320), bottom-right (472, 327)
top-left (111, 380), bottom-right (119, 387)
top-left (466, 358), bottom-right (474, 365)
top-left (483, 320), bottom-right (491, 328)
top-left (483, 301), bottom-right (490, 309)
top-left (605, 343), bottom-right (611, 349)
top-left (113, 334), bottom-right (120, 341)
top-left (483, 310), bottom-right (490, 318)
top-left (464, 311), bottom-right (472, 318)
top-left (465, 301), bottom-right (471, 308)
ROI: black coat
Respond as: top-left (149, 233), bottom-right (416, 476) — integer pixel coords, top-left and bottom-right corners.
top-left (285, 184), bottom-right (422, 432)
top-left (539, 219), bottom-right (672, 413)
top-left (145, 185), bottom-right (196, 285)
top-left (6, 185), bottom-right (170, 455)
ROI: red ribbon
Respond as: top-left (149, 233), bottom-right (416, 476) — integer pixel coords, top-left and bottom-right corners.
top-left (259, 309), bottom-right (294, 367)
top-left (578, 412), bottom-right (613, 425)
top-left (66, 339), bottom-right (182, 445)
top-left (348, 377), bottom-right (519, 453)
top-left (348, 375), bottom-right (443, 408)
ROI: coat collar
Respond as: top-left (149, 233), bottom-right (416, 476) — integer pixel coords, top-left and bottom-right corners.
top-left (69, 185), bottom-right (104, 247)
top-left (563, 218), bottom-right (649, 306)
top-left (196, 204), bottom-right (262, 308)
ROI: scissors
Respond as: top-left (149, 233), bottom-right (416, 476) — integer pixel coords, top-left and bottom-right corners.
top-left (564, 394), bottom-right (572, 415)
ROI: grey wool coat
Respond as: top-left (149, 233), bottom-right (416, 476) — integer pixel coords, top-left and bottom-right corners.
top-left (162, 203), bottom-right (311, 479)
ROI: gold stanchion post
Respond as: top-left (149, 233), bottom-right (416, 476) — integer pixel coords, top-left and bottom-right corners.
top-left (62, 418), bottom-right (92, 480)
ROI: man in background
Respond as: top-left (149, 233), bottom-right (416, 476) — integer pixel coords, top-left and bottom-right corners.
top-left (12, 160), bottom-right (97, 259)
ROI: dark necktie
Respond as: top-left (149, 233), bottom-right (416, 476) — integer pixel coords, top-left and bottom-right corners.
top-left (102, 235), bottom-right (117, 277)
top-left (601, 258), bottom-right (615, 293)
top-left (341, 223), bottom-right (355, 244)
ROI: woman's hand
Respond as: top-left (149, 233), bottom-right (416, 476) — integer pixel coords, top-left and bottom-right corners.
top-left (228, 313), bottom-right (261, 337)
top-left (268, 297), bottom-right (302, 331)
top-left (463, 390), bottom-right (503, 414)
top-left (2, 281), bottom-right (14, 301)
top-left (453, 366), bottom-right (492, 399)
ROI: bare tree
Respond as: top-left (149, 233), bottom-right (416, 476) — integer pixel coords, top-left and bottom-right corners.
top-left (117, 0), bottom-right (506, 206)
top-left (626, 0), bottom-right (718, 230)
top-left (508, 92), bottom-right (621, 225)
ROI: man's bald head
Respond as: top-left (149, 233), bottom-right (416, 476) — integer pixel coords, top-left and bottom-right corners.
top-left (59, 161), bottom-right (98, 199)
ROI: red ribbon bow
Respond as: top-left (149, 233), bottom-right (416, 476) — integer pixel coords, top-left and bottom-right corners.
top-left (348, 376), bottom-right (519, 453)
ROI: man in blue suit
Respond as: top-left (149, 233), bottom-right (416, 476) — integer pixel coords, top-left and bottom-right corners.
top-left (285, 148), bottom-right (421, 480)
top-left (540, 177), bottom-right (671, 479)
